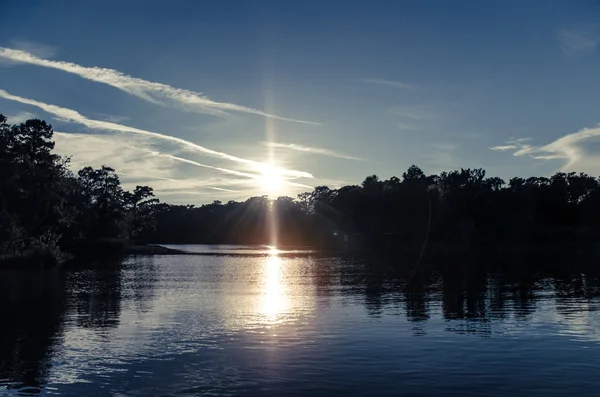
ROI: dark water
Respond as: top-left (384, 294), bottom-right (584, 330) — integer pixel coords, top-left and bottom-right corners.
top-left (2, 246), bottom-right (600, 396)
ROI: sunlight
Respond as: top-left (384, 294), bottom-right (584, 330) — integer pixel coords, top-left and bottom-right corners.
top-left (258, 163), bottom-right (285, 197)
top-left (260, 250), bottom-right (288, 323)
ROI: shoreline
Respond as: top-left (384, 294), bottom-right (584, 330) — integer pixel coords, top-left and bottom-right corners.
top-left (4, 241), bottom-right (600, 270)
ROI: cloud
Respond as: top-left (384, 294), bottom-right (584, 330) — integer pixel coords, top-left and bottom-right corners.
top-left (0, 89), bottom-right (313, 180)
top-left (490, 145), bottom-right (517, 151)
top-left (396, 122), bottom-right (417, 131)
top-left (490, 138), bottom-right (532, 153)
top-left (3, 110), bottom-right (35, 124)
top-left (0, 47), bottom-right (321, 125)
top-left (391, 105), bottom-right (440, 132)
top-left (53, 132), bottom-right (167, 178)
top-left (392, 106), bottom-right (439, 121)
top-left (509, 137), bottom-right (532, 143)
top-left (55, 131), bottom-right (316, 198)
top-left (57, 131), bottom-right (260, 180)
top-left (0, 40), bottom-right (57, 66)
top-left (116, 173), bottom-right (239, 193)
top-left (53, 132), bottom-right (262, 199)
top-left (265, 141), bottom-right (361, 160)
top-left (490, 125), bottom-right (600, 173)
top-left (154, 152), bottom-right (258, 179)
top-left (360, 78), bottom-right (419, 90)
top-left (558, 23), bottom-right (600, 54)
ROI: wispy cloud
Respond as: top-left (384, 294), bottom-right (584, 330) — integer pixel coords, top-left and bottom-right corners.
top-left (490, 145), bottom-right (517, 151)
top-left (391, 105), bottom-right (440, 132)
top-left (0, 40), bottom-right (56, 66)
top-left (360, 78), bottom-right (419, 90)
top-left (4, 110), bottom-right (35, 124)
top-left (155, 152), bottom-right (258, 179)
top-left (265, 141), bottom-right (361, 160)
top-left (56, 131), bottom-right (261, 181)
top-left (396, 122), bottom-right (418, 131)
top-left (0, 47), bottom-right (321, 125)
top-left (131, 146), bottom-right (311, 190)
top-left (116, 173), bottom-right (239, 193)
top-left (490, 127), bottom-right (600, 173)
top-left (53, 132), bottom-right (168, 177)
top-left (558, 23), bottom-right (600, 54)
top-left (0, 89), bottom-right (313, 180)
top-left (53, 132), bottom-right (262, 199)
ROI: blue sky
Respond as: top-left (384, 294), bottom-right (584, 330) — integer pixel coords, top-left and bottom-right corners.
top-left (1, 0), bottom-right (600, 203)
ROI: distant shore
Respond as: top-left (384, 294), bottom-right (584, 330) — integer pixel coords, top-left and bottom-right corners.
top-left (127, 244), bottom-right (189, 255)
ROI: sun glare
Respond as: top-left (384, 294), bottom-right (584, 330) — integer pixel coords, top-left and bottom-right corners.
top-left (259, 163), bottom-right (285, 196)
top-left (260, 249), bottom-right (288, 323)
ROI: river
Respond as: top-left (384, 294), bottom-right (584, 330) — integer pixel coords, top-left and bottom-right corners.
top-left (2, 245), bottom-right (600, 396)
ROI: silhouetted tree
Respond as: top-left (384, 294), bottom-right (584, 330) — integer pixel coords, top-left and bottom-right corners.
top-left (0, 115), bottom-right (160, 265)
top-left (124, 185), bottom-right (158, 241)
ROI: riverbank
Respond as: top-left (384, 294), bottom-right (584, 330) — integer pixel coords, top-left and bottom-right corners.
top-left (0, 243), bottom-right (188, 270)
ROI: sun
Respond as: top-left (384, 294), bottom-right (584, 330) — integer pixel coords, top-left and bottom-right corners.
top-left (258, 163), bottom-right (285, 196)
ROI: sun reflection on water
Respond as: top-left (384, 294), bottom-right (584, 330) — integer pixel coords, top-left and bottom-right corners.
top-left (259, 248), bottom-right (289, 324)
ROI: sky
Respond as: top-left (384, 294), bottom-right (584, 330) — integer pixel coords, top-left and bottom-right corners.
top-left (1, 0), bottom-right (600, 204)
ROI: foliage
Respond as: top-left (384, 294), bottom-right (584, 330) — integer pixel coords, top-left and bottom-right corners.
top-left (0, 115), bottom-right (159, 266)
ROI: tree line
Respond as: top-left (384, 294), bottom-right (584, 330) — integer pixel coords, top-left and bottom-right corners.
top-left (3, 114), bottom-right (600, 266)
top-left (0, 115), bottom-right (158, 265)
top-left (149, 164), bottom-right (600, 250)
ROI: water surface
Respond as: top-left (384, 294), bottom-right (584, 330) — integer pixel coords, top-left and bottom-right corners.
top-left (2, 246), bottom-right (600, 396)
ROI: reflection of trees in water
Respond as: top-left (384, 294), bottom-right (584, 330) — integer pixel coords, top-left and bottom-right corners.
top-left (331, 249), bottom-right (600, 337)
top-left (67, 263), bottom-right (124, 329)
top-left (0, 268), bottom-right (66, 393)
top-left (308, 256), bottom-right (336, 299)
top-left (121, 256), bottom-right (158, 314)
top-left (363, 262), bottom-right (386, 317)
top-left (404, 286), bottom-right (430, 323)
top-left (553, 272), bottom-right (600, 319)
top-left (0, 258), bottom-right (157, 393)
top-left (0, 259), bottom-right (156, 393)
top-left (510, 275), bottom-right (537, 320)
top-left (65, 258), bottom-right (159, 330)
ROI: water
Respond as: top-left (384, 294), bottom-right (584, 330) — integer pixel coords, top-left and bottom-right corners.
top-left (2, 246), bottom-right (600, 396)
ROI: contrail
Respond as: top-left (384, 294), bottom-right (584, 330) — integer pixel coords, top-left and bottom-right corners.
top-left (0, 47), bottom-right (322, 126)
top-left (151, 152), bottom-right (314, 191)
top-left (0, 89), bottom-right (313, 180)
top-left (116, 172), bottom-right (239, 193)
top-left (54, 131), bottom-right (261, 180)
top-left (266, 141), bottom-right (362, 160)
top-left (157, 153), bottom-right (259, 179)
top-left (54, 131), bottom-right (312, 192)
